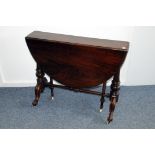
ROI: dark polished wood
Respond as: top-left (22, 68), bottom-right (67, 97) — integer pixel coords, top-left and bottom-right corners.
top-left (108, 70), bottom-right (120, 123)
top-left (49, 77), bottom-right (54, 99)
top-left (47, 83), bottom-right (110, 97)
top-left (25, 31), bottom-right (129, 123)
top-left (100, 83), bottom-right (106, 112)
top-left (32, 64), bottom-right (47, 106)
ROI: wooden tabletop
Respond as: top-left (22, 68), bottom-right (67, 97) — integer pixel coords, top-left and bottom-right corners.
top-left (26, 31), bottom-right (129, 51)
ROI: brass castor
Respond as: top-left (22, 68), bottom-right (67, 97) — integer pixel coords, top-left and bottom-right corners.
top-left (99, 109), bottom-right (103, 112)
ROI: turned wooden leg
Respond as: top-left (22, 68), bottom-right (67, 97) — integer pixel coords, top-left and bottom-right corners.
top-left (32, 83), bottom-right (42, 106)
top-left (32, 64), bottom-right (46, 106)
top-left (110, 71), bottom-right (120, 103)
top-left (108, 70), bottom-right (120, 123)
top-left (50, 77), bottom-right (54, 100)
top-left (107, 96), bottom-right (117, 123)
top-left (99, 83), bottom-right (106, 112)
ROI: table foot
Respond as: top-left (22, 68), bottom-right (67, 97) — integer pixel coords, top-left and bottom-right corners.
top-left (107, 96), bottom-right (116, 123)
top-left (32, 99), bottom-right (38, 106)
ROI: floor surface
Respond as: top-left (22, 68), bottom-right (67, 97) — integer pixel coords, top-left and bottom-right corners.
top-left (0, 86), bottom-right (155, 129)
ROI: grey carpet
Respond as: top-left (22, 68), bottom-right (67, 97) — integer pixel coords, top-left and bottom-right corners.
top-left (0, 86), bottom-right (155, 129)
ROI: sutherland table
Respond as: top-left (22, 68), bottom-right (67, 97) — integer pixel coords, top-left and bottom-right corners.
top-left (25, 31), bottom-right (129, 123)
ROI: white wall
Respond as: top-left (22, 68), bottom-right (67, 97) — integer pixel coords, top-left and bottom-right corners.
top-left (0, 26), bottom-right (154, 87)
top-left (126, 27), bottom-right (155, 85)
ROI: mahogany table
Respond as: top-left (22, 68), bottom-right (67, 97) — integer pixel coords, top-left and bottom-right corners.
top-left (25, 31), bottom-right (129, 123)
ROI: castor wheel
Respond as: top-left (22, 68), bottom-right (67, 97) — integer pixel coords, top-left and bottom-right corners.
top-left (32, 99), bottom-right (38, 106)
